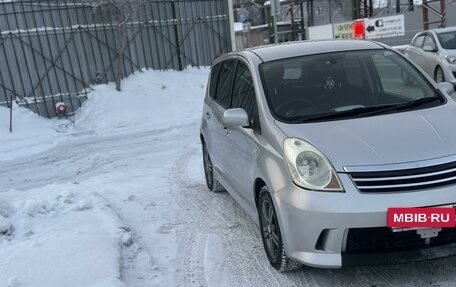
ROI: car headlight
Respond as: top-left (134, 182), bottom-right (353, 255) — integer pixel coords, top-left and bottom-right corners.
top-left (445, 55), bottom-right (456, 64)
top-left (284, 138), bottom-right (343, 192)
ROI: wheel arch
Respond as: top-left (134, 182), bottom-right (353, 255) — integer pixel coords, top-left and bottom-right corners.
top-left (434, 65), bottom-right (444, 80)
top-left (200, 133), bottom-right (205, 144)
top-left (254, 178), bottom-right (267, 208)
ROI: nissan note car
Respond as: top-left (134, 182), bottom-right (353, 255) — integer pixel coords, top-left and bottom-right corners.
top-left (199, 40), bottom-right (456, 271)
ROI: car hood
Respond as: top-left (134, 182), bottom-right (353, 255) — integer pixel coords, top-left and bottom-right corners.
top-left (274, 103), bottom-right (456, 172)
top-left (441, 49), bottom-right (456, 56)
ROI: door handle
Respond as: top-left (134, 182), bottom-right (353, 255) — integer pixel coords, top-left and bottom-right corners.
top-left (205, 112), bottom-right (210, 120)
top-left (224, 127), bottom-right (228, 134)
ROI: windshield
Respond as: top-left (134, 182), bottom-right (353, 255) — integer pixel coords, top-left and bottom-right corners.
top-left (437, 31), bottom-right (456, 49)
top-left (260, 49), bottom-right (443, 123)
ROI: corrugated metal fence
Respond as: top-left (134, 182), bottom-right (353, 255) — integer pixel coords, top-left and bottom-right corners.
top-left (0, 0), bottom-right (232, 118)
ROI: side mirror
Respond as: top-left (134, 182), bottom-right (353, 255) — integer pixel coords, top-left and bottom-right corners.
top-left (422, 45), bottom-right (437, 52)
top-left (223, 108), bottom-right (250, 128)
top-left (437, 82), bottom-right (454, 95)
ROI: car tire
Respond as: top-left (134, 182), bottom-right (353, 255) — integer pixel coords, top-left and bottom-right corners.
top-left (435, 66), bottom-right (445, 83)
top-left (258, 186), bottom-right (302, 272)
top-left (202, 143), bottom-right (224, 192)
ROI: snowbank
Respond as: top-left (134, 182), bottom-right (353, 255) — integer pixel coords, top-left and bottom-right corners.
top-left (75, 68), bottom-right (209, 135)
top-left (0, 184), bottom-right (128, 287)
top-left (1, 67), bottom-right (209, 161)
top-left (0, 67), bottom-right (211, 286)
top-left (0, 104), bottom-right (64, 162)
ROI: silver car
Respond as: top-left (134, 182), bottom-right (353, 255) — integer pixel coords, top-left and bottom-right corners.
top-left (200, 40), bottom-right (455, 271)
top-left (404, 27), bottom-right (456, 84)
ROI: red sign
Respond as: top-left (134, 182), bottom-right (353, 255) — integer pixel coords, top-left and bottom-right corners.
top-left (353, 20), bottom-right (365, 39)
top-left (388, 208), bottom-right (456, 228)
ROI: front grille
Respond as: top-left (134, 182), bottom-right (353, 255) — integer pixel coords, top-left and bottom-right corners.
top-left (349, 160), bottom-right (456, 192)
top-left (345, 227), bottom-right (456, 254)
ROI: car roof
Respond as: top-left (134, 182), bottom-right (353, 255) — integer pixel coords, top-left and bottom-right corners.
top-left (239, 40), bottom-right (386, 62)
top-left (431, 26), bottom-right (456, 34)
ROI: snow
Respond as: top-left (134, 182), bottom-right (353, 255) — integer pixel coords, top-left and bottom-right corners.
top-left (0, 67), bottom-right (210, 287)
top-left (0, 104), bottom-right (66, 161)
top-left (0, 184), bottom-right (126, 287)
top-left (234, 22), bottom-right (244, 32)
top-left (373, 0), bottom-right (422, 8)
top-left (0, 15), bottom-right (227, 36)
top-left (2, 67), bottom-right (456, 287)
top-left (0, 200), bottom-right (16, 218)
top-left (75, 68), bottom-right (208, 135)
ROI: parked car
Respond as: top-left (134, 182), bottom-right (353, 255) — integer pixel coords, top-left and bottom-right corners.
top-left (200, 40), bottom-right (455, 271)
top-left (403, 27), bottom-right (456, 84)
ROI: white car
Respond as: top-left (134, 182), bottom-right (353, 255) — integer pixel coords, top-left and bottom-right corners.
top-left (404, 27), bottom-right (456, 85)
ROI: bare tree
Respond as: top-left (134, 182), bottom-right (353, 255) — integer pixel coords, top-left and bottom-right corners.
top-left (95, 0), bottom-right (138, 91)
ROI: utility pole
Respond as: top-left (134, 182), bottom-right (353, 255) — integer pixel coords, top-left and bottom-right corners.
top-left (329, 0), bottom-right (332, 23)
top-left (271, 0), bottom-right (279, 44)
top-left (227, 0), bottom-right (236, 51)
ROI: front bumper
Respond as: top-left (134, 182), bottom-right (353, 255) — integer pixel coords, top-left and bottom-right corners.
top-left (272, 173), bottom-right (456, 268)
top-left (442, 62), bottom-right (456, 85)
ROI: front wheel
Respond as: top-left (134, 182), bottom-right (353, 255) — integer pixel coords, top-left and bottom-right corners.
top-left (202, 143), bottom-right (224, 192)
top-left (258, 186), bottom-right (302, 272)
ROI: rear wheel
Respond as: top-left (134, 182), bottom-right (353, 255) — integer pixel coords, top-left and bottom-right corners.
top-left (202, 143), bottom-right (224, 192)
top-left (258, 186), bottom-right (302, 272)
top-left (435, 66), bottom-right (445, 83)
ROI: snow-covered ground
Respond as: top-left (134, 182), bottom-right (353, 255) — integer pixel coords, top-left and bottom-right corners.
top-left (1, 68), bottom-right (456, 287)
top-left (0, 105), bottom-right (68, 161)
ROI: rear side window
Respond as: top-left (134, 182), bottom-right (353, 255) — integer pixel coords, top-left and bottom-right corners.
top-left (215, 60), bottom-right (236, 108)
top-left (231, 61), bottom-right (260, 130)
top-left (209, 63), bottom-right (221, 99)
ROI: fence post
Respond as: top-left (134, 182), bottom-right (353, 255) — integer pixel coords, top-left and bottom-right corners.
top-left (9, 93), bottom-right (13, 133)
top-left (171, 0), bottom-right (183, 70)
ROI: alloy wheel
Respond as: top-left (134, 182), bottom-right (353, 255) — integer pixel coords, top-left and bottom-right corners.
top-left (203, 144), bottom-right (213, 189)
top-left (260, 197), bottom-right (281, 261)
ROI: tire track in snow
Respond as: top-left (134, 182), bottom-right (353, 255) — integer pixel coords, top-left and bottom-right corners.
top-left (8, 120), bottom-right (456, 286)
top-left (169, 145), bottom-right (317, 287)
top-left (168, 145), bottom-right (422, 287)
top-left (92, 192), bottom-right (159, 287)
top-left (169, 147), bottom-right (228, 287)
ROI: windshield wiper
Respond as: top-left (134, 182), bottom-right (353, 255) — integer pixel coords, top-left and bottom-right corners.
top-left (361, 96), bottom-right (442, 117)
top-left (287, 104), bottom-right (397, 122)
top-left (286, 96), bottom-right (443, 123)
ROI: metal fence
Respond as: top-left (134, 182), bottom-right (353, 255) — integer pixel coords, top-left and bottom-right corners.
top-left (0, 0), bottom-right (232, 118)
